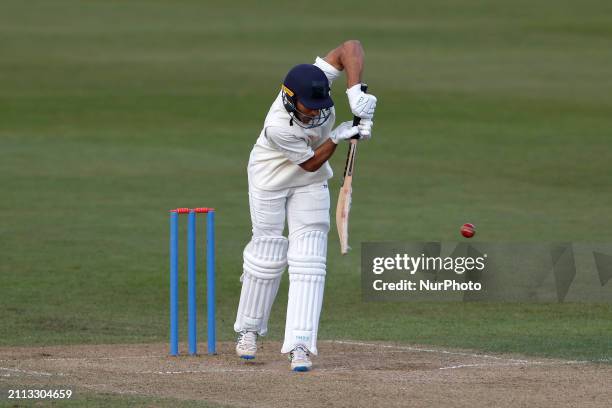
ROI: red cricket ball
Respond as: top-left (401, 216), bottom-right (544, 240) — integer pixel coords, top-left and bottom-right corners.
top-left (461, 223), bottom-right (475, 238)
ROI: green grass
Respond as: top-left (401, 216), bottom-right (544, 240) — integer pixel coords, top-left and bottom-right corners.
top-left (1, 0), bottom-right (611, 365)
top-left (0, 392), bottom-right (226, 407)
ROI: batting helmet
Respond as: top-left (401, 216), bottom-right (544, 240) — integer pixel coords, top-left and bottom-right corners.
top-left (281, 64), bottom-right (333, 128)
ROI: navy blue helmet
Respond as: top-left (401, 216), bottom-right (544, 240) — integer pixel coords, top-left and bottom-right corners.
top-left (281, 64), bottom-right (333, 128)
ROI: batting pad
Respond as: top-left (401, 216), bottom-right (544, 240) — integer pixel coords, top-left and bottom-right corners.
top-left (282, 230), bottom-right (327, 355)
top-left (234, 236), bottom-right (288, 335)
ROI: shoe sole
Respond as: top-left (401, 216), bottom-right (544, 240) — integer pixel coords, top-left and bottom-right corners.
top-left (240, 355), bottom-right (256, 360)
top-left (292, 366), bottom-right (311, 372)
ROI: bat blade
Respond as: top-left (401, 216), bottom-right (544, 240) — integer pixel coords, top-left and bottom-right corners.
top-left (336, 140), bottom-right (358, 255)
top-left (336, 177), bottom-right (353, 255)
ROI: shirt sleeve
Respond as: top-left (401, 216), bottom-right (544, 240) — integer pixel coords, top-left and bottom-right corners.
top-left (265, 126), bottom-right (314, 165)
top-left (314, 57), bottom-right (342, 86)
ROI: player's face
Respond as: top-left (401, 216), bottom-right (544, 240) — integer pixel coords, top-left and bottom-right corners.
top-left (295, 100), bottom-right (320, 124)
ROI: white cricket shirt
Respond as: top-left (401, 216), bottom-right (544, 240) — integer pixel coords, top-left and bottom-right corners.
top-left (247, 57), bottom-right (342, 191)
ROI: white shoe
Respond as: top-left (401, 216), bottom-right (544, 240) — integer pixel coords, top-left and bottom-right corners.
top-left (236, 331), bottom-right (258, 360)
top-left (289, 345), bottom-right (312, 372)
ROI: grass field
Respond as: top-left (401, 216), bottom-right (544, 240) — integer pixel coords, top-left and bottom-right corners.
top-left (0, 393), bottom-right (225, 408)
top-left (1, 0), bottom-right (611, 386)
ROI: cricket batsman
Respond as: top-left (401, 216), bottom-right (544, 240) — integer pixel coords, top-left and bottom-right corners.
top-left (234, 40), bottom-right (377, 371)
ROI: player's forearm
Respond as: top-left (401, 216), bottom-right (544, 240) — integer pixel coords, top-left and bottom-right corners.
top-left (339, 40), bottom-right (364, 87)
top-left (299, 139), bottom-right (337, 172)
top-left (323, 40), bottom-right (364, 87)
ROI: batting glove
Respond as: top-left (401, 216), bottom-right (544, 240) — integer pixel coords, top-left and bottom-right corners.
top-left (346, 83), bottom-right (377, 119)
top-left (329, 121), bottom-right (359, 144)
top-left (357, 119), bottom-right (373, 141)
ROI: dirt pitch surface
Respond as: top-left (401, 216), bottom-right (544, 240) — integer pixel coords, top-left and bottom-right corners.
top-left (1, 341), bottom-right (611, 407)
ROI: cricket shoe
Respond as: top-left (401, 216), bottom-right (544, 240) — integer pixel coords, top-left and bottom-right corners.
top-left (289, 345), bottom-right (312, 372)
top-left (236, 331), bottom-right (258, 360)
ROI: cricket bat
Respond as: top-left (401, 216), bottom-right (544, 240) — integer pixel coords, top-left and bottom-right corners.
top-left (336, 84), bottom-right (368, 255)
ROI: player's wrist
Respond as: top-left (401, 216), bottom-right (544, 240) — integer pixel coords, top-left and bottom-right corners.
top-left (346, 83), bottom-right (363, 101)
top-left (329, 133), bottom-right (341, 144)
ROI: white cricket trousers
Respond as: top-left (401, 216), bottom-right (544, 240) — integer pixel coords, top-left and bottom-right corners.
top-left (234, 177), bottom-right (330, 354)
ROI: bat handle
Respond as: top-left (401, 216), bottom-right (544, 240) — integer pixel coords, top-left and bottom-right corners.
top-left (351, 84), bottom-right (368, 134)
